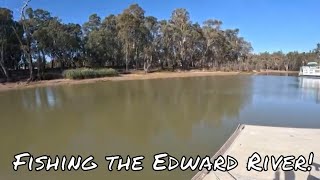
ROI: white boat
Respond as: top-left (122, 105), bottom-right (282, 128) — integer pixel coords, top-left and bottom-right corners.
top-left (299, 62), bottom-right (320, 77)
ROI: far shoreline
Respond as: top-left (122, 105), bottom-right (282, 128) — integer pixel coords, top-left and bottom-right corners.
top-left (0, 70), bottom-right (298, 92)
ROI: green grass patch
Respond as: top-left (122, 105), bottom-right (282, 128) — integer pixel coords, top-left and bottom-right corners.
top-left (63, 68), bottom-right (119, 80)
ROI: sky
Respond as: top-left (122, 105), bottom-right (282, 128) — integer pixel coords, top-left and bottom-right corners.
top-left (1, 0), bottom-right (319, 53)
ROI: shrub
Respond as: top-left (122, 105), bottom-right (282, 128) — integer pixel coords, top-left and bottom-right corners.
top-left (63, 68), bottom-right (119, 80)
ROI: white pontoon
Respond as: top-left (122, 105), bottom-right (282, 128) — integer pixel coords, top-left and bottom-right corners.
top-left (299, 62), bottom-right (320, 77)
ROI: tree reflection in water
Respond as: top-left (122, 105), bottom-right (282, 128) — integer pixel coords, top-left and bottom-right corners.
top-left (0, 75), bottom-right (252, 180)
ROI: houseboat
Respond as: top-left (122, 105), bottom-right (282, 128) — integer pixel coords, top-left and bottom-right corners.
top-left (299, 62), bottom-right (320, 77)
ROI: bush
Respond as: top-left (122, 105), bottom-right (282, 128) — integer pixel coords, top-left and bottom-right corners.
top-left (63, 68), bottom-right (119, 80)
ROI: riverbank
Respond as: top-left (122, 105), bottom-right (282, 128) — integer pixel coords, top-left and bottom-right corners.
top-left (0, 70), bottom-right (298, 92)
top-left (258, 69), bottom-right (299, 74)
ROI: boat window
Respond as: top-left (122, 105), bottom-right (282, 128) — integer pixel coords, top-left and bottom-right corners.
top-left (307, 62), bottom-right (318, 67)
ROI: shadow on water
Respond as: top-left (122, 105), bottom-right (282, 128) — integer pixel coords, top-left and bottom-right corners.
top-left (273, 163), bottom-right (320, 180)
top-left (274, 169), bottom-right (295, 180)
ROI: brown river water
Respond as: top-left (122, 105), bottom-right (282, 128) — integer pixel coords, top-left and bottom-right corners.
top-left (0, 74), bottom-right (320, 180)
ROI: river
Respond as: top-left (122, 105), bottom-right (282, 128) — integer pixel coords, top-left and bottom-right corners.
top-left (0, 74), bottom-right (320, 180)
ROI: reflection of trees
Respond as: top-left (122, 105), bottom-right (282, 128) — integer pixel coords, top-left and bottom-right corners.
top-left (58, 76), bottom-right (252, 144)
top-left (0, 76), bottom-right (252, 173)
top-left (298, 77), bottom-right (320, 104)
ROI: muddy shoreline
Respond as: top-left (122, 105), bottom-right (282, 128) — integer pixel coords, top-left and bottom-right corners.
top-left (0, 70), bottom-right (298, 92)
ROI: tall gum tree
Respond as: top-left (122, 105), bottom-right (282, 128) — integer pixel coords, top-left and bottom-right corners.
top-left (170, 8), bottom-right (192, 70)
top-left (117, 4), bottom-right (145, 71)
top-left (12, 0), bottom-right (35, 81)
top-left (0, 8), bottom-right (16, 80)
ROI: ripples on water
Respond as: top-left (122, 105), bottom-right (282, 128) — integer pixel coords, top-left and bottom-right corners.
top-left (0, 75), bottom-right (319, 180)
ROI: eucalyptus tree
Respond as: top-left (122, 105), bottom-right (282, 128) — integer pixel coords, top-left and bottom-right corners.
top-left (85, 29), bottom-right (107, 67)
top-left (14, 0), bottom-right (35, 81)
top-left (187, 23), bottom-right (205, 68)
top-left (286, 51), bottom-right (300, 71)
top-left (117, 8), bottom-right (136, 71)
top-left (201, 19), bottom-right (228, 68)
top-left (82, 14), bottom-right (101, 37)
top-left (126, 4), bottom-right (146, 69)
top-left (259, 52), bottom-right (272, 70)
top-left (63, 23), bottom-right (82, 68)
top-left (223, 29), bottom-right (241, 62)
top-left (202, 19), bottom-right (219, 68)
top-left (0, 8), bottom-right (20, 80)
top-left (170, 8), bottom-right (192, 69)
top-left (142, 16), bottom-right (160, 73)
top-left (101, 15), bottom-right (121, 67)
top-left (117, 4), bottom-right (146, 71)
top-left (237, 37), bottom-right (252, 61)
top-left (9, 3), bottom-right (320, 75)
top-left (271, 51), bottom-right (285, 70)
top-left (47, 21), bottom-right (82, 69)
top-left (24, 8), bottom-right (56, 78)
top-left (85, 14), bottom-right (121, 67)
top-left (82, 14), bottom-right (102, 66)
top-left (158, 20), bottom-right (175, 70)
top-left (213, 31), bottom-right (228, 66)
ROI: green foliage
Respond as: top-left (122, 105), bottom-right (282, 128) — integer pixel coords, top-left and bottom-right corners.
top-left (0, 8), bottom-right (22, 79)
top-left (2, 3), bottom-right (320, 81)
top-left (63, 68), bottom-right (119, 80)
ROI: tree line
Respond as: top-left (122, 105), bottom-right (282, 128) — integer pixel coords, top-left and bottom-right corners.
top-left (0, 3), bottom-right (319, 82)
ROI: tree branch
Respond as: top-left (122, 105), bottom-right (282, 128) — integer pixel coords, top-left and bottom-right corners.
top-left (21, 0), bottom-right (31, 21)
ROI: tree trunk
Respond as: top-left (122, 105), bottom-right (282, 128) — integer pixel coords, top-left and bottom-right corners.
top-left (125, 44), bottom-right (129, 72)
top-left (27, 52), bottom-right (34, 82)
top-left (0, 45), bottom-right (10, 81)
top-left (41, 50), bottom-right (46, 72)
top-left (60, 58), bottom-right (65, 71)
top-left (143, 59), bottom-right (147, 74)
top-left (0, 63), bottom-right (9, 81)
top-left (144, 55), bottom-right (152, 74)
top-left (160, 59), bottom-right (164, 70)
top-left (12, 22), bottom-right (34, 82)
top-left (135, 47), bottom-right (138, 69)
top-left (37, 51), bottom-right (42, 80)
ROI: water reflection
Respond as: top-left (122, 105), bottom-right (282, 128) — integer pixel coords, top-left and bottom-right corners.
top-left (298, 77), bottom-right (320, 103)
top-left (241, 75), bottom-right (320, 128)
top-left (0, 76), bottom-right (252, 180)
top-left (20, 87), bottom-right (60, 111)
top-left (1, 75), bottom-right (320, 180)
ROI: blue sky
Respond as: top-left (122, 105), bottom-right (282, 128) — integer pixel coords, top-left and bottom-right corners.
top-left (1, 0), bottom-right (319, 53)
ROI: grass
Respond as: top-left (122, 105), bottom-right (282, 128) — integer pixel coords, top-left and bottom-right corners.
top-left (63, 68), bottom-right (119, 80)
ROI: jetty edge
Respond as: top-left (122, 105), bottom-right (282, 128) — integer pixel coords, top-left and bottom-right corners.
top-left (192, 124), bottom-right (320, 180)
top-left (192, 124), bottom-right (244, 180)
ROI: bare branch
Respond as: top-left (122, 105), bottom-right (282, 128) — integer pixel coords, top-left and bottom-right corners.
top-left (21, 0), bottom-right (31, 21)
